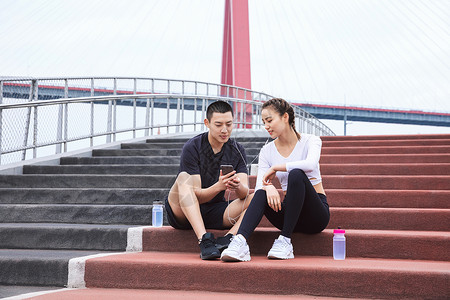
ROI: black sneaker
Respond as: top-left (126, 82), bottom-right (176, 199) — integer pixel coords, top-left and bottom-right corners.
top-left (199, 232), bottom-right (220, 260)
top-left (215, 233), bottom-right (233, 252)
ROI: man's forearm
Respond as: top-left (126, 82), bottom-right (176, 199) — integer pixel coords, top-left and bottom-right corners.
top-left (235, 183), bottom-right (249, 200)
top-left (194, 183), bottom-right (223, 204)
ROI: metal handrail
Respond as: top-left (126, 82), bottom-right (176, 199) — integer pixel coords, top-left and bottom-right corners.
top-left (0, 77), bottom-right (335, 165)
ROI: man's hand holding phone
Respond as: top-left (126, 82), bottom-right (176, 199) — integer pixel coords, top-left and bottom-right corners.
top-left (220, 165), bottom-right (239, 191)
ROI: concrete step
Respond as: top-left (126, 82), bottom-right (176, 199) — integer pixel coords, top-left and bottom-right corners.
top-left (325, 189), bottom-right (450, 208)
top-left (327, 207), bottom-right (450, 231)
top-left (60, 156), bottom-right (182, 165)
top-left (92, 148), bottom-right (260, 157)
top-left (324, 175), bottom-right (450, 190)
top-left (0, 174), bottom-right (175, 188)
top-left (319, 153), bottom-right (450, 163)
top-left (322, 138), bottom-right (450, 147)
top-left (249, 175), bottom-right (450, 190)
top-left (0, 285), bottom-right (61, 299)
top-left (84, 251), bottom-right (450, 299)
top-left (142, 227), bottom-right (450, 261)
top-left (122, 141), bottom-right (268, 149)
top-left (255, 208), bottom-right (449, 231)
top-left (4, 173), bottom-right (449, 190)
top-left (321, 133), bottom-right (450, 141)
top-left (322, 145), bottom-right (450, 154)
top-left (3, 204), bottom-right (446, 230)
top-left (23, 164), bottom-right (179, 175)
top-left (0, 204), bottom-right (157, 225)
top-left (32, 162), bottom-right (449, 176)
top-left (236, 189), bottom-right (450, 208)
top-left (0, 249), bottom-right (107, 286)
top-left (127, 139), bottom-right (450, 149)
top-left (59, 153), bottom-right (449, 165)
top-left (245, 207), bottom-right (450, 231)
top-left (232, 188), bottom-right (450, 209)
top-left (146, 137), bottom-right (272, 143)
top-left (21, 162), bottom-right (450, 180)
top-left (320, 163), bottom-right (450, 175)
top-left (0, 223), bottom-right (133, 250)
top-left (0, 188), bottom-right (168, 204)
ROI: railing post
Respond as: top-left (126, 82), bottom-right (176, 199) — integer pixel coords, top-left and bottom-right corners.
top-left (56, 79), bottom-right (67, 154)
top-left (106, 80), bottom-right (115, 143)
top-left (133, 78), bottom-right (137, 138)
top-left (0, 80), bottom-right (3, 104)
top-left (181, 97), bottom-right (185, 133)
top-left (90, 79), bottom-right (94, 147)
top-left (166, 97), bottom-right (170, 133)
top-left (145, 98), bottom-right (150, 136)
top-left (194, 98), bottom-right (197, 131)
top-left (113, 99), bottom-right (117, 142)
top-left (176, 97), bottom-right (181, 133)
top-left (64, 102), bottom-right (68, 152)
top-left (150, 98), bottom-right (155, 135)
top-left (0, 107), bottom-right (3, 165)
top-left (0, 82), bottom-right (3, 164)
top-left (33, 105), bottom-right (38, 158)
top-left (201, 98), bottom-right (205, 131)
top-left (23, 80), bottom-right (37, 160)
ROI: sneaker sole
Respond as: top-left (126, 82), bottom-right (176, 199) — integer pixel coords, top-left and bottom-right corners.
top-left (267, 253), bottom-right (294, 260)
top-left (200, 253), bottom-right (221, 260)
top-left (220, 253), bottom-right (251, 262)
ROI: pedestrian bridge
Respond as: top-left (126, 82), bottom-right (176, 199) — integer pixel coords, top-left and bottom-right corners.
top-left (3, 77), bottom-right (449, 128)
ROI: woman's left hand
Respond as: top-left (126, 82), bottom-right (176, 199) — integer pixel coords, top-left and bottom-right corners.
top-left (263, 167), bottom-right (277, 185)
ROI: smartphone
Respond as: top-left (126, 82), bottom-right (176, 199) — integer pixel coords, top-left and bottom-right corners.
top-left (220, 164), bottom-right (234, 175)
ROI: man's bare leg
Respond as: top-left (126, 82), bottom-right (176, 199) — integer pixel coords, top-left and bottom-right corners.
top-left (167, 172), bottom-right (206, 240)
top-left (222, 193), bottom-right (254, 235)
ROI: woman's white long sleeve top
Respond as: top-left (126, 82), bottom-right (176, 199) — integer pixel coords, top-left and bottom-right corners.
top-left (254, 134), bottom-right (323, 191)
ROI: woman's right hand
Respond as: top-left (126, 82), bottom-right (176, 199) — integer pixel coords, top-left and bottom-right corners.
top-left (264, 184), bottom-right (281, 212)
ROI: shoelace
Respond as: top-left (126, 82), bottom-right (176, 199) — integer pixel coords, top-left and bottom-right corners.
top-left (201, 238), bottom-right (215, 248)
top-left (228, 237), bottom-right (244, 250)
top-left (272, 239), bottom-right (289, 249)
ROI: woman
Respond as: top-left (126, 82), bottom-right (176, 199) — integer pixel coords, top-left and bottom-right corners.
top-left (221, 98), bottom-right (330, 262)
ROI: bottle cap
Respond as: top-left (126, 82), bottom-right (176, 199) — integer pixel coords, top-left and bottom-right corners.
top-left (333, 229), bottom-right (345, 234)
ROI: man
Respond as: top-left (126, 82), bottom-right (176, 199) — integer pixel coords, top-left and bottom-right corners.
top-left (165, 100), bottom-right (250, 260)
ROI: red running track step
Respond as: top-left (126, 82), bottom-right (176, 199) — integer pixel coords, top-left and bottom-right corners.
top-left (84, 251), bottom-right (450, 299)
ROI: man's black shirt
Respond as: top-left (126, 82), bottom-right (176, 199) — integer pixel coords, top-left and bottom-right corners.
top-left (178, 132), bottom-right (248, 204)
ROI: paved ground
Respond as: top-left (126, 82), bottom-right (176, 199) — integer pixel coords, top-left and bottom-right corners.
top-left (0, 285), bottom-right (60, 299)
top-left (5, 288), bottom-right (364, 300)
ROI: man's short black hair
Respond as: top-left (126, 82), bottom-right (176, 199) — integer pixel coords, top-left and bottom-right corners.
top-left (206, 100), bottom-right (233, 121)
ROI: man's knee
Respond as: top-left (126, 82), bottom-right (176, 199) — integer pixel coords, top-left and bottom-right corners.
top-left (170, 172), bottom-right (198, 207)
top-left (175, 172), bottom-right (194, 188)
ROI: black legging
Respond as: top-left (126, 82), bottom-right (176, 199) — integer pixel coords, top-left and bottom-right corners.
top-left (238, 169), bottom-right (330, 239)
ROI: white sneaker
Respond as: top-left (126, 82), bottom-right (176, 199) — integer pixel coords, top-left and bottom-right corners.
top-left (267, 235), bottom-right (294, 259)
top-left (220, 234), bottom-right (251, 262)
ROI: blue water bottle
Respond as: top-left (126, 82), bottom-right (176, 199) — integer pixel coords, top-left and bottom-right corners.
top-left (152, 201), bottom-right (163, 227)
top-left (333, 228), bottom-right (346, 260)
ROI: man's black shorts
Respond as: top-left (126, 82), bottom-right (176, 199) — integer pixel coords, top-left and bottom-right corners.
top-left (164, 196), bottom-right (232, 230)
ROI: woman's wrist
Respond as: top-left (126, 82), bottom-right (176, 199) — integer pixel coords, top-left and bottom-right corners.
top-left (273, 164), bottom-right (286, 172)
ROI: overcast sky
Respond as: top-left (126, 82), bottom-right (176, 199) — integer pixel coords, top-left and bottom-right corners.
top-left (1, 0), bottom-right (449, 134)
